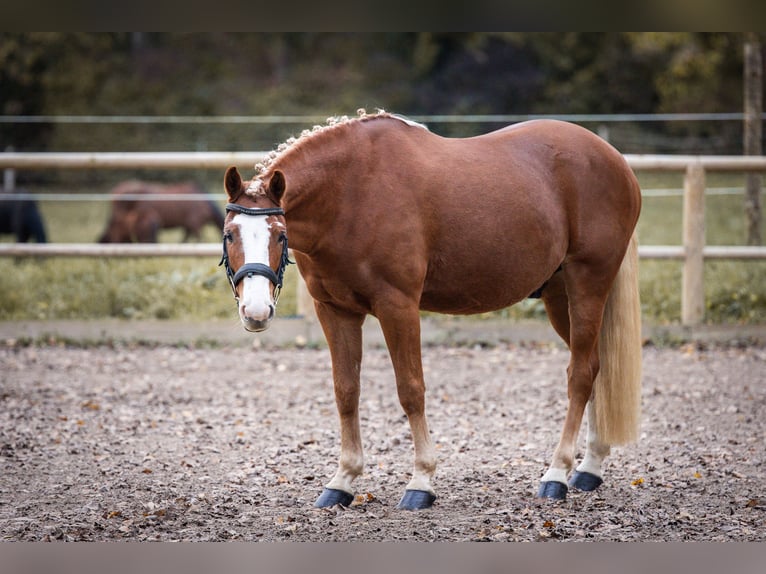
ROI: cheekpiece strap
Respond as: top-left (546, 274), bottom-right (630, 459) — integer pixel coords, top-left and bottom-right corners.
top-left (226, 203), bottom-right (284, 217)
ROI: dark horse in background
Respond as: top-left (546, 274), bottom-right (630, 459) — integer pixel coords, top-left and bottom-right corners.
top-left (220, 111), bottom-right (642, 511)
top-left (0, 193), bottom-right (47, 243)
top-left (98, 180), bottom-right (224, 243)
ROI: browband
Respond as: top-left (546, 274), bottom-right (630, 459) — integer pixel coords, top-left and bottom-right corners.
top-left (226, 203), bottom-right (284, 217)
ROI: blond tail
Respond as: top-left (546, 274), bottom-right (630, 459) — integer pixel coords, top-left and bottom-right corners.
top-left (593, 232), bottom-right (642, 445)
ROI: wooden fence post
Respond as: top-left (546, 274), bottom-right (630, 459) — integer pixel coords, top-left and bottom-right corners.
top-left (744, 34), bottom-right (763, 246)
top-left (3, 146), bottom-right (14, 191)
top-left (682, 162), bottom-right (706, 326)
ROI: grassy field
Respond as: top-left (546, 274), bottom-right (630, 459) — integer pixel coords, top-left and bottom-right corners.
top-left (1, 172), bottom-right (765, 325)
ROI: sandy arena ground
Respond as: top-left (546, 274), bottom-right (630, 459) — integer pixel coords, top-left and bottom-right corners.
top-left (1, 335), bottom-right (764, 541)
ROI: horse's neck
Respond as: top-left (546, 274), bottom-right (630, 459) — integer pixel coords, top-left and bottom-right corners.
top-left (280, 136), bottom-right (356, 255)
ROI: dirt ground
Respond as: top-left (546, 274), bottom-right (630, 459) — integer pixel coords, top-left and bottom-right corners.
top-left (1, 336), bottom-right (764, 542)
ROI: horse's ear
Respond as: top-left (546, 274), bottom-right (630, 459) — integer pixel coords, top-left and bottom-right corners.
top-left (224, 166), bottom-right (243, 202)
top-left (267, 170), bottom-right (286, 203)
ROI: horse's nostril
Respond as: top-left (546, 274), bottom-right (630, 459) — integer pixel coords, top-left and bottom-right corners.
top-left (240, 303), bottom-right (275, 322)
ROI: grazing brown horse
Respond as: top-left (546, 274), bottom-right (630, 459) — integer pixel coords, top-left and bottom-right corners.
top-left (98, 181), bottom-right (224, 243)
top-left (220, 111), bottom-right (642, 510)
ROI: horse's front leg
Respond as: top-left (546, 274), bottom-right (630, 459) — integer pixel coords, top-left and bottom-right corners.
top-left (376, 300), bottom-right (437, 510)
top-left (313, 302), bottom-right (365, 508)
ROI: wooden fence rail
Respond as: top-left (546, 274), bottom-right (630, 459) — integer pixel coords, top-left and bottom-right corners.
top-left (2, 151), bottom-right (766, 171)
top-left (3, 243), bottom-right (766, 260)
top-left (0, 151), bottom-right (266, 170)
top-left (2, 151), bottom-right (766, 326)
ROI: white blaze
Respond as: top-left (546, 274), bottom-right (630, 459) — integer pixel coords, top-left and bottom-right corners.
top-left (232, 213), bottom-right (273, 323)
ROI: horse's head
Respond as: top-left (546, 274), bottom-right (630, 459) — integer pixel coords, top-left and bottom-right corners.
top-left (220, 166), bottom-right (290, 332)
top-left (98, 216), bottom-right (131, 243)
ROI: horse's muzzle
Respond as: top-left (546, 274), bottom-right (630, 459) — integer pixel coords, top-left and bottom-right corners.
top-left (240, 304), bottom-right (275, 332)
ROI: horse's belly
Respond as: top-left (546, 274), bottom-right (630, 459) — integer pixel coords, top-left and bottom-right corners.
top-left (420, 272), bottom-right (535, 315)
top-left (420, 295), bottom-right (518, 315)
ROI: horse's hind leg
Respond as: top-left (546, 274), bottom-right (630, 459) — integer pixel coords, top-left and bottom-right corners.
top-left (538, 264), bottom-right (611, 499)
top-left (568, 401), bottom-right (611, 491)
top-left (541, 273), bottom-right (570, 345)
top-left (313, 302), bottom-right (366, 508)
top-left (376, 301), bottom-right (437, 510)
top-left (541, 274), bottom-right (609, 493)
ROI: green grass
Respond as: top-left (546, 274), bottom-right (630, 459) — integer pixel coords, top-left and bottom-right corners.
top-left (0, 194), bottom-right (298, 320)
top-left (1, 175), bottom-right (765, 324)
top-left (0, 256), bottom-right (301, 320)
top-left (634, 172), bottom-right (766, 324)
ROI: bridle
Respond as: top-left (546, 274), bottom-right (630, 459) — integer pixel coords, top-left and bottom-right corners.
top-left (219, 203), bottom-right (292, 305)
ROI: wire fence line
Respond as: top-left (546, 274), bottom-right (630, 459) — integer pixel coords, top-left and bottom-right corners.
top-left (2, 113), bottom-right (765, 125)
top-left (3, 113), bottom-right (763, 159)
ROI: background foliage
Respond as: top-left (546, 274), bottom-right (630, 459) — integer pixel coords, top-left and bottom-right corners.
top-left (1, 33), bottom-right (765, 325)
top-left (1, 32), bottom-right (762, 155)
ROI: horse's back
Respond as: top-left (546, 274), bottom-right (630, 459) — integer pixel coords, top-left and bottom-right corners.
top-left (464, 119), bottom-right (637, 196)
top-left (158, 182), bottom-right (224, 232)
top-left (370, 119), bottom-right (640, 313)
top-left (287, 116), bottom-right (641, 315)
top-left (416, 119), bottom-right (641, 255)
top-left (373, 118), bottom-right (638, 213)
top-left (110, 180), bottom-right (222, 230)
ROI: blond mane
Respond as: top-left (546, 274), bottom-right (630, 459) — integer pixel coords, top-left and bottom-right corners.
top-left (245, 109), bottom-right (427, 196)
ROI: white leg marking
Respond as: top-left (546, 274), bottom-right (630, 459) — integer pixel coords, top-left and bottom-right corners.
top-left (575, 401), bottom-right (611, 477)
top-left (406, 472), bottom-right (435, 494)
top-left (325, 452), bottom-right (364, 495)
top-left (541, 467), bottom-right (568, 485)
top-left (406, 444), bottom-right (437, 494)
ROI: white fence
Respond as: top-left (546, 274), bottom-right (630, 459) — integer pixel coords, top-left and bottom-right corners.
top-left (2, 151), bottom-right (766, 326)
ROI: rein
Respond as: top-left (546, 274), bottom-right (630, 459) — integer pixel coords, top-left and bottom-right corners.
top-left (219, 203), bottom-right (292, 305)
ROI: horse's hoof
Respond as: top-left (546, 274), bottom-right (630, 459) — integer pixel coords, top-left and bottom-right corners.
top-left (537, 481), bottom-right (568, 500)
top-left (397, 489), bottom-right (436, 510)
top-left (569, 471), bottom-right (603, 492)
top-left (314, 488), bottom-right (355, 508)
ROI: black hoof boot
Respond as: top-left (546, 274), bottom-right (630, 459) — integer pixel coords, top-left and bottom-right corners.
top-left (314, 488), bottom-right (355, 508)
top-left (568, 471), bottom-right (603, 492)
top-left (397, 489), bottom-right (436, 510)
top-left (537, 481), bottom-right (568, 500)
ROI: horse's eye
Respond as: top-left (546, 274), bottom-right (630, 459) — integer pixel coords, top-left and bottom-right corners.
top-left (224, 232), bottom-right (233, 243)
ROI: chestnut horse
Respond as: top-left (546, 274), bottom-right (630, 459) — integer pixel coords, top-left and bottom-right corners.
top-left (98, 180), bottom-right (224, 243)
top-left (221, 111), bottom-right (642, 510)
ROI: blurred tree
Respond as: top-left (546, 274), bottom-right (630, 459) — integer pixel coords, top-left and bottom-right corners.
top-left (0, 32), bottom-right (756, 155)
top-left (626, 32), bottom-right (749, 151)
top-left (0, 33), bottom-right (58, 149)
